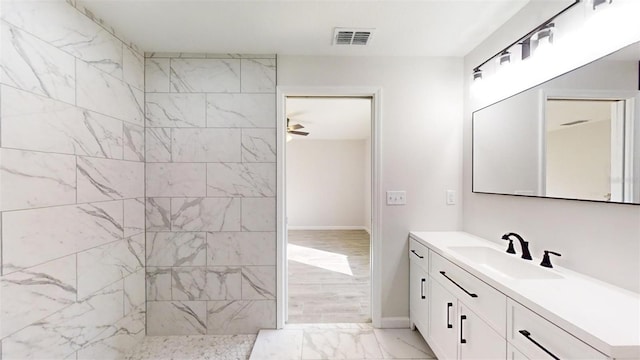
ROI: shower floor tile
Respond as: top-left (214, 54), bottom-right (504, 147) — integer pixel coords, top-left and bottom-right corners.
top-left (125, 334), bottom-right (256, 360)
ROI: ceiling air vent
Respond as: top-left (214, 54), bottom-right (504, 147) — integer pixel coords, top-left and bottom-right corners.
top-left (333, 28), bottom-right (374, 46)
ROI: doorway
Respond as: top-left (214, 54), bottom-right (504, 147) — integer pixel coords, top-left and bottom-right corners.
top-left (285, 97), bottom-right (372, 323)
top-left (545, 99), bottom-right (620, 201)
top-left (542, 91), bottom-right (638, 203)
top-left (276, 87), bottom-right (382, 328)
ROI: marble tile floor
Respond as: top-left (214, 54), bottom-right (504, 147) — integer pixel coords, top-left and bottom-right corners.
top-left (123, 324), bottom-right (435, 360)
top-left (288, 230), bottom-right (371, 323)
top-left (250, 323), bottom-right (436, 360)
top-left (125, 334), bottom-right (257, 360)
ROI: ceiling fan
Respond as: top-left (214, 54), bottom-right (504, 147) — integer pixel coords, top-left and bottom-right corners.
top-left (287, 118), bottom-right (309, 137)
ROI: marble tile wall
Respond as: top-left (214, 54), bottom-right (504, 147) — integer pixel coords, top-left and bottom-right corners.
top-left (0, 1), bottom-right (145, 358)
top-left (144, 52), bottom-right (277, 335)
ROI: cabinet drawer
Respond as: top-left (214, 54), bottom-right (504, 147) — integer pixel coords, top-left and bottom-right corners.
top-left (409, 237), bottom-right (429, 271)
top-left (431, 251), bottom-right (506, 336)
top-left (507, 299), bottom-right (608, 360)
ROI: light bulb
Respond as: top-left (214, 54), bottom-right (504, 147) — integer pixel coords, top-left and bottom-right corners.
top-left (472, 68), bottom-right (483, 82)
top-left (497, 51), bottom-right (511, 66)
top-left (532, 24), bottom-right (554, 58)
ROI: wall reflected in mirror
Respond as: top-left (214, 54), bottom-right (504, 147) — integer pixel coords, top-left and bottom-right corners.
top-left (473, 40), bottom-right (640, 204)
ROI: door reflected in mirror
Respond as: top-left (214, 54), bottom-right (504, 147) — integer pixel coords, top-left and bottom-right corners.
top-left (546, 99), bottom-right (620, 202)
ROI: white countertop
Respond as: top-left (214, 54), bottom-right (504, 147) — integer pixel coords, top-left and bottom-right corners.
top-left (409, 231), bottom-right (640, 359)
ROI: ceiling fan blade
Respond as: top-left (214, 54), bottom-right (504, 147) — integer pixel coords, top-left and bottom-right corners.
top-left (289, 130), bottom-right (309, 136)
top-left (289, 124), bottom-right (304, 130)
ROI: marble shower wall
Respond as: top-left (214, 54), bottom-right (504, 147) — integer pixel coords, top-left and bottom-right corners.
top-left (0, 1), bottom-right (145, 358)
top-left (144, 53), bottom-right (277, 335)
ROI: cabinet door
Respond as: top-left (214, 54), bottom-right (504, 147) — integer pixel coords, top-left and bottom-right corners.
top-left (458, 303), bottom-right (506, 360)
top-left (410, 260), bottom-right (428, 332)
top-left (429, 277), bottom-right (458, 360)
top-left (507, 343), bottom-right (530, 360)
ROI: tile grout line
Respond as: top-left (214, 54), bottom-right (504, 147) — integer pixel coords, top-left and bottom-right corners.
top-left (0, 145), bottom-right (147, 163)
top-left (122, 198), bottom-right (126, 318)
top-left (121, 120), bottom-right (125, 161)
top-left (2, 197), bottom-right (145, 216)
top-left (1, 211), bottom-right (3, 277)
top-left (1, 79), bottom-right (144, 126)
top-left (144, 63), bottom-right (148, 336)
top-left (299, 328), bottom-right (305, 360)
top-left (1, 61), bottom-right (142, 123)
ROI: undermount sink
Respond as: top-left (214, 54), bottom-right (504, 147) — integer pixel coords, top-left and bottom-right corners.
top-left (449, 246), bottom-right (563, 280)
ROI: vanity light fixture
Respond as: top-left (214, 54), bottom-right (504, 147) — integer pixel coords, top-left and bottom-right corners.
top-left (532, 23), bottom-right (555, 54)
top-left (497, 51), bottom-right (511, 66)
top-left (471, 0), bottom-right (580, 80)
top-left (473, 68), bottom-right (483, 81)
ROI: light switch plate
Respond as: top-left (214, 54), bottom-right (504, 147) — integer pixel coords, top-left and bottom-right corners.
top-left (387, 191), bottom-right (406, 205)
top-left (446, 190), bottom-right (456, 205)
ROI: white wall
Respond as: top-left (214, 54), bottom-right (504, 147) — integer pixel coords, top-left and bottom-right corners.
top-left (287, 139), bottom-right (368, 229)
top-left (464, 0), bottom-right (640, 293)
top-left (279, 56), bottom-right (464, 319)
top-left (546, 120), bottom-right (611, 201)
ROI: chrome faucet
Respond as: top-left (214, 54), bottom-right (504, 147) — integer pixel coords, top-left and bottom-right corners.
top-left (501, 232), bottom-right (532, 260)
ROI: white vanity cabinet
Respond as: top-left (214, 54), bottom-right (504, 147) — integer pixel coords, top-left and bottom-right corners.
top-left (428, 278), bottom-right (458, 360)
top-left (428, 278), bottom-right (505, 359)
top-left (408, 232), bottom-right (630, 360)
top-left (458, 303), bottom-right (506, 360)
top-left (507, 343), bottom-right (529, 360)
top-left (507, 299), bottom-right (608, 360)
top-left (409, 238), bottom-right (429, 334)
top-left (427, 251), bottom-right (506, 360)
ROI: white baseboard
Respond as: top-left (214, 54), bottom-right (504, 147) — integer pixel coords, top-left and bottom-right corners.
top-left (287, 225), bottom-right (368, 231)
top-left (380, 316), bottom-right (410, 329)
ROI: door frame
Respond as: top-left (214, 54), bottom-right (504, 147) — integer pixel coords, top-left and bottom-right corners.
top-left (276, 86), bottom-right (383, 328)
top-left (539, 89), bottom-right (638, 201)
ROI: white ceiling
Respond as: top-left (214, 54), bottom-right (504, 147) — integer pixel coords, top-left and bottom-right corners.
top-left (286, 97), bottom-right (371, 140)
top-left (546, 100), bottom-right (614, 132)
top-left (79, 0), bottom-right (530, 56)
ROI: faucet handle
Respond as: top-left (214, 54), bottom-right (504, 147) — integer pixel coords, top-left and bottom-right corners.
top-left (500, 235), bottom-right (516, 254)
top-left (540, 250), bottom-right (562, 268)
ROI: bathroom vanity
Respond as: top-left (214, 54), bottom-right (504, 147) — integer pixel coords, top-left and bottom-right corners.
top-left (409, 231), bottom-right (640, 360)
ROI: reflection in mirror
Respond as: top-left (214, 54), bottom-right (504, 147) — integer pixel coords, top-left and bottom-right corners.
top-left (473, 41), bottom-right (640, 204)
top-left (545, 99), bottom-right (616, 202)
